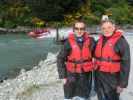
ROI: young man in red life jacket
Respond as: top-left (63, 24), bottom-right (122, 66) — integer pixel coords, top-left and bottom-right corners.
top-left (57, 20), bottom-right (95, 100)
top-left (94, 20), bottom-right (130, 100)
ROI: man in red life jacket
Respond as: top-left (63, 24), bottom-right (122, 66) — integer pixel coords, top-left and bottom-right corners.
top-left (94, 20), bottom-right (130, 100)
top-left (57, 20), bottom-right (95, 100)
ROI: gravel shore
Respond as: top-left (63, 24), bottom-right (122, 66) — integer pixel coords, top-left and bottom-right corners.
top-left (0, 35), bottom-right (132, 100)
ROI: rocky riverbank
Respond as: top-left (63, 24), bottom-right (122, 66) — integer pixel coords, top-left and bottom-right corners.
top-left (0, 52), bottom-right (64, 100)
top-left (0, 26), bottom-right (32, 33)
top-left (0, 35), bottom-right (133, 100)
top-left (0, 50), bottom-right (132, 100)
top-left (0, 25), bottom-right (133, 34)
top-left (0, 52), bottom-right (98, 100)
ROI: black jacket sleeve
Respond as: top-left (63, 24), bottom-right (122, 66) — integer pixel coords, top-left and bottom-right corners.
top-left (90, 37), bottom-right (96, 56)
top-left (57, 40), bottom-right (71, 79)
top-left (115, 36), bottom-right (130, 88)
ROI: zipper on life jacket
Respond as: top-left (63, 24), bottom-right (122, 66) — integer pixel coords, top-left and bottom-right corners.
top-left (80, 49), bottom-right (84, 73)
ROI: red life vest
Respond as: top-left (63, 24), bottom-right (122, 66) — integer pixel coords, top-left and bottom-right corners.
top-left (66, 33), bottom-right (93, 73)
top-left (95, 31), bottom-right (122, 73)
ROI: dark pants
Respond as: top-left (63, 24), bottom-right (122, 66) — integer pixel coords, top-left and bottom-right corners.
top-left (96, 87), bottom-right (120, 100)
top-left (94, 71), bottom-right (120, 100)
top-left (64, 72), bottom-right (92, 99)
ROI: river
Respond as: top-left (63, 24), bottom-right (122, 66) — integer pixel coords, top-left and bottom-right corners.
top-left (0, 30), bottom-right (132, 80)
top-left (0, 33), bottom-right (60, 79)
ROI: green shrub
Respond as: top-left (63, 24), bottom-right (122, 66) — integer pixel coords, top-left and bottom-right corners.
top-left (4, 20), bottom-right (17, 28)
top-left (106, 2), bottom-right (133, 24)
top-left (0, 19), bottom-right (4, 27)
top-left (83, 15), bottom-right (100, 25)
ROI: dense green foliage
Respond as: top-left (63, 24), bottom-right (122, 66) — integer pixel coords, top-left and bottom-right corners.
top-left (0, 0), bottom-right (133, 28)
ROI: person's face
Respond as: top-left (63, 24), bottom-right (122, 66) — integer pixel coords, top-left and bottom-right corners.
top-left (101, 22), bottom-right (115, 37)
top-left (74, 22), bottom-right (85, 37)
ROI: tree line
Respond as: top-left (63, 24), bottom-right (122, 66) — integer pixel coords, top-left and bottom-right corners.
top-left (0, 0), bottom-right (133, 28)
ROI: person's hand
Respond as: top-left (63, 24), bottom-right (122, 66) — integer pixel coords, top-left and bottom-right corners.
top-left (93, 59), bottom-right (99, 70)
top-left (116, 86), bottom-right (124, 93)
top-left (63, 78), bottom-right (67, 84)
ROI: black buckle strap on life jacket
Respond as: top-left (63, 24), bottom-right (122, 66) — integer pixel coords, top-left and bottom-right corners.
top-left (95, 57), bottom-right (121, 63)
top-left (68, 59), bottom-right (92, 64)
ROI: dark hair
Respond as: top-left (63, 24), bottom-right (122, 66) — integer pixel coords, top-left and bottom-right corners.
top-left (73, 19), bottom-right (86, 29)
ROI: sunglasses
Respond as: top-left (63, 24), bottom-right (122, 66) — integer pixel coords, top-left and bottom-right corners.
top-left (74, 27), bottom-right (85, 31)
